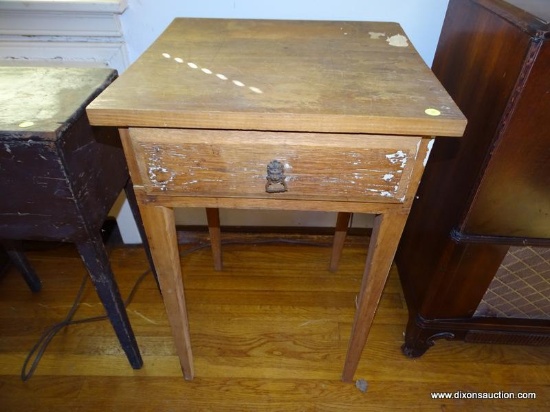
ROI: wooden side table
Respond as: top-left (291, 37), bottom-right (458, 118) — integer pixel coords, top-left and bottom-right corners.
top-left (87, 19), bottom-right (466, 382)
top-left (0, 66), bottom-right (149, 369)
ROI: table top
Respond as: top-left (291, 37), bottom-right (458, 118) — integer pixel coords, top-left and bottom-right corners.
top-left (87, 19), bottom-right (466, 137)
top-left (0, 66), bottom-right (116, 141)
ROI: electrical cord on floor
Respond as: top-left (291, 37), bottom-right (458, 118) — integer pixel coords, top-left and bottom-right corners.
top-left (20, 267), bottom-right (152, 382)
top-left (20, 236), bottom-right (334, 381)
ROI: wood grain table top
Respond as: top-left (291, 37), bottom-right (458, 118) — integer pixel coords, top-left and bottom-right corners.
top-left (87, 19), bottom-right (466, 137)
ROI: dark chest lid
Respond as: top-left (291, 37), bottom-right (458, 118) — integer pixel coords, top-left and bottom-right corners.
top-left (0, 66), bottom-right (116, 141)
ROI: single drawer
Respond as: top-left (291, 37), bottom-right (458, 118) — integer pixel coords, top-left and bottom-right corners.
top-left (127, 128), bottom-right (421, 203)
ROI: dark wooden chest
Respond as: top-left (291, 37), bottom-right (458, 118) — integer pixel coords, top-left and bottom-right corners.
top-left (0, 67), bottom-right (126, 242)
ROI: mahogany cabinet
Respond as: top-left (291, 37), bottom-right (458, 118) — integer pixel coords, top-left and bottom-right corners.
top-left (396, 0), bottom-right (550, 357)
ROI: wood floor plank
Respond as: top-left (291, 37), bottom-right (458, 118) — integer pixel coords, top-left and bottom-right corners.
top-left (0, 236), bottom-right (548, 411)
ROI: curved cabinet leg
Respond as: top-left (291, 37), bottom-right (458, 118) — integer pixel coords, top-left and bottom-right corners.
top-left (402, 342), bottom-right (432, 358)
top-left (401, 314), bottom-right (455, 358)
top-left (401, 318), bottom-right (432, 358)
top-left (76, 233), bottom-right (143, 369)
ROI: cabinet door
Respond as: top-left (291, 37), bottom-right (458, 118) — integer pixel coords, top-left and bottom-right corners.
top-left (462, 41), bottom-right (550, 239)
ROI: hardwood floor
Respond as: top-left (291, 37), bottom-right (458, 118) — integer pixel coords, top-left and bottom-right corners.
top-left (0, 231), bottom-right (548, 411)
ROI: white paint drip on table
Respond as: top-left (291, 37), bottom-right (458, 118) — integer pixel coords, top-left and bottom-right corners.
top-left (162, 52), bottom-right (263, 94)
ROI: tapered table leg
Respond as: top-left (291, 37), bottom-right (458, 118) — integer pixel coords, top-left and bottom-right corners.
top-left (139, 204), bottom-right (194, 380)
top-left (76, 233), bottom-right (143, 369)
top-left (124, 179), bottom-right (159, 286)
top-left (342, 211), bottom-right (408, 382)
top-left (1, 240), bottom-right (42, 292)
top-left (206, 208), bottom-right (223, 271)
top-left (329, 212), bottom-right (352, 272)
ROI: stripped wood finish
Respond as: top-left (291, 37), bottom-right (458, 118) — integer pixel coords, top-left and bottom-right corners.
top-left (128, 128), bottom-right (421, 203)
top-left (86, 20), bottom-right (465, 137)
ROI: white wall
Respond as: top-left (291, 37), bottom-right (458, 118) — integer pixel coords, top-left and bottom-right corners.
top-left (120, 0), bottom-right (449, 66)
top-left (118, 0), bottom-right (450, 229)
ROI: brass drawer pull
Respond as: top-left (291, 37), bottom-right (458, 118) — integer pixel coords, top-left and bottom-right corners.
top-left (265, 160), bottom-right (288, 193)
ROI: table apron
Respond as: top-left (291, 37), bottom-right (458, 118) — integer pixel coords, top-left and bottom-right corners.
top-left (125, 128), bottom-right (423, 204)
